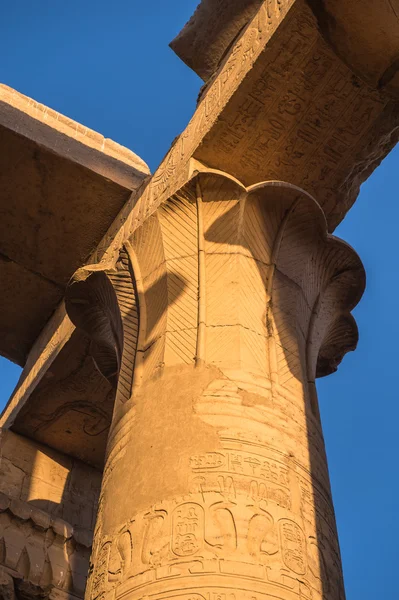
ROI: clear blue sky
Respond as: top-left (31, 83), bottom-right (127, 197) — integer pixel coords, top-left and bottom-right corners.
top-left (1, 2), bottom-right (398, 598)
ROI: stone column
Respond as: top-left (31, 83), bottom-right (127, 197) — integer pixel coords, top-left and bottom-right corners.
top-left (67, 170), bottom-right (364, 600)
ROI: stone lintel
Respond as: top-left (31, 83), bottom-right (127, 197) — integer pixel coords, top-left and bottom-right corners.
top-left (0, 85), bottom-right (149, 366)
top-left (171, 0), bottom-right (399, 97)
top-left (170, 0), bottom-right (263, 81)
top-left (0, 84), bottom-right (150, 189)
top-left (90, 0), bottom-right (399, 275)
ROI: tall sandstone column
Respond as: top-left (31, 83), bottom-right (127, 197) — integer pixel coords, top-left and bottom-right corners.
top-left (66, 170), bottom-right (365, 600)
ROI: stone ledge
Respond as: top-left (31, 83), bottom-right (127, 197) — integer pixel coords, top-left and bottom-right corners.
top-left (0, 83), bottom-right (150, 190)
top-left (0, 491), bottom-right (92, 548)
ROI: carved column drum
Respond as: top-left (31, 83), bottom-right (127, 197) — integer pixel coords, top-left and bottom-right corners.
top-left (66, 171), bottom-right (364, 600)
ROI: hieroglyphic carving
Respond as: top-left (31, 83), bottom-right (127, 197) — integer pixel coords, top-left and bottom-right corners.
top-left (24, 354), bottom-right (112, 438)
top-left (90, 541), bottom-right (110, 600)
top-left (9, 332), bottom-right (115, 466)
top-left (279, 519), bottom-right (307, 574)
top-left (90, 0), bottom-right (296, 269)
top-left (190, 449), bottom-right (291, 511)
top-left (142, 510), bottom-right (168, 567)
top-left (4, 2), bottom-right (398, 598)
top-left (193, 2), bottom-right (391, 230)
top-left (89, 404), bottom-right (345, 599)
top-left (87, 481), bottom-right (339, 600)
top-left (171, 503), bottom-right (205, 557)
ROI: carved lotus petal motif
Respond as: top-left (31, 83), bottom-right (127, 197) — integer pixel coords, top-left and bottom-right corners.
top-left (245, 181), bottom-right (365, 380)
top-left (195, 172), bottom-right (365, 380)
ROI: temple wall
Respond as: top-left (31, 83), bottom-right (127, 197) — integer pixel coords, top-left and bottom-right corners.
top-left (0, 429), bottom-right (101, 599)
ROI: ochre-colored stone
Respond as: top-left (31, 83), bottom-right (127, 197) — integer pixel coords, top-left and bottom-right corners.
top-left (0, 2), bottom-right (398, 599)
top-left (172, 0), bottom-right (399, 95)
top-left (0, 430), bottom-right (101, 598)
top-left (66, 173), bottom-right (363, 600)
top-left (0, 85), bottom-right (150, 366)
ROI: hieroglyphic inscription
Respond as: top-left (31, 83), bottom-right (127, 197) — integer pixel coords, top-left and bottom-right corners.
top-left (121, 586), bottom-right (313, 600)
top-left (189, 450), bottom-right (291, 510)
top-left (172, 503), bottom-right (204, 557)
top-left (190, 451), bottom-right (289, 484)
top-left (88, 481), bottom-right (347, 600)
top-left (92, 0), bottom-right (295, 267)
top-left (279, 519), bottom-right (307, 575)
top-left (141, 0), bottom-right (293, 212)
top-left (194, 2), bottom-right (388, 226)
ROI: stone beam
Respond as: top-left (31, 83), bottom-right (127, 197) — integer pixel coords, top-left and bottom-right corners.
top-left (171, 0), bottom-right (399, 95)
top-left (170, 0), bottom-right (264, 81)
top-left (0, 85), bottom-right (150, 366)
top-left (90, 0), bottom-right (399, 273)
top-left (0, 303), bottom-right (73, 429)
top-left (0, 85), bottom-right (149, 189)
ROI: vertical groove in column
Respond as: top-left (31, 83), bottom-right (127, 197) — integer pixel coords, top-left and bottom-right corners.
top-left (124, 240), bottom-right (146, 390)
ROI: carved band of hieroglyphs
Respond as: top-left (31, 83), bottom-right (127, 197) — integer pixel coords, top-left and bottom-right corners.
top-left (190, 450), bottom-right (290, 510)
top-left (88, 482), bottom-right (345, 600)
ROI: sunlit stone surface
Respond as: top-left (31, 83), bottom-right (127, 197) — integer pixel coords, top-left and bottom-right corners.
top-left (0, 1), bottom-right (398, 598)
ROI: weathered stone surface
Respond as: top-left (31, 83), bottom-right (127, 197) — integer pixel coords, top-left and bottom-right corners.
top-left (1, 304), bottom-right (74, 437)
top-left (0, 85), bottom-right (149, 366)
top-left (3, 0), bottom-right (398, 426)
top-left (0, 256), bottom-right (63, 366)
top-left (10, 330), bottom-right (114, 468)
top-left (0, 430), bottom-right (101, 598)
top-left (192, 0), bottom-right (399, 229)
top-left (310, 0), bottom-right (399, 96)
top-left (171, 0), bottom-right (399, 97)
top-left (1, 250), bottom-right (138, 468)
top-left (0, 568), bottom-right (16, 600)
top-left (0, 85), bottom-right (149, 186)
top-left (0, 3), bottom-right (398, 599)
top-left (170, 0), bottom-right (263, 81)
top-left (0, 430), bottom-right (101, 538)
top-left (81, 0), bottom-right (399, 282)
